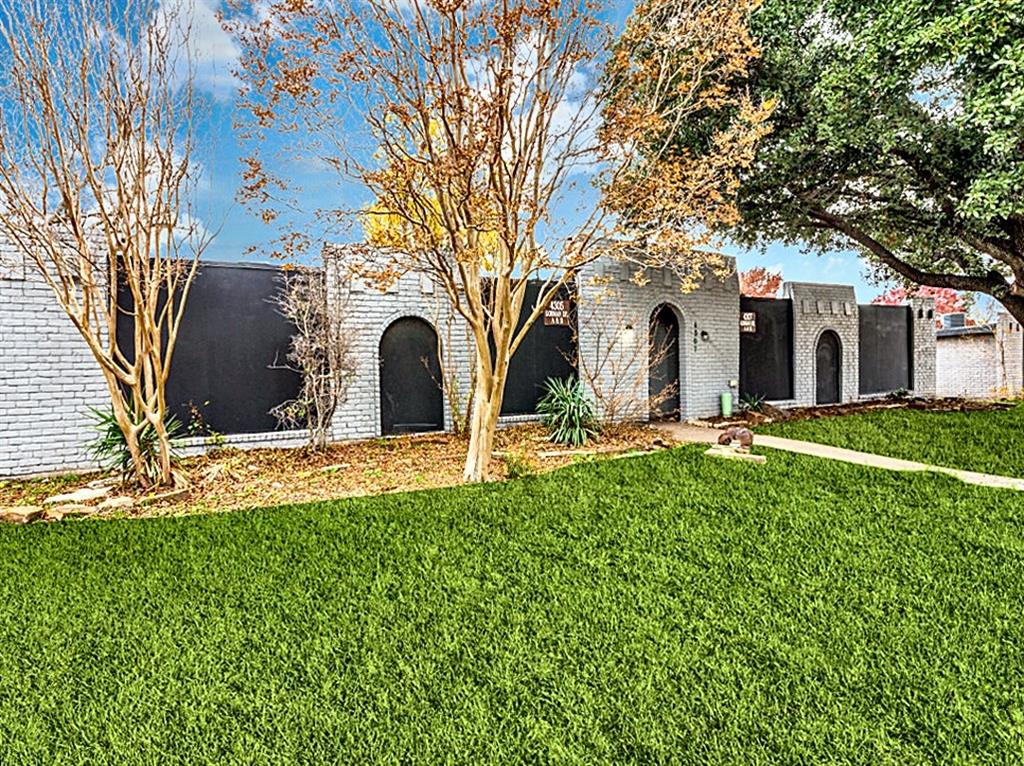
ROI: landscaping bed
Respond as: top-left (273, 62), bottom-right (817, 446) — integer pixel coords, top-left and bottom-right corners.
top-left (0, 423), bottom-right (664, 520)
top-left (1, 446), bottom-right (1023, 763)
top-left (705, 395), bottom-right (1016, 429)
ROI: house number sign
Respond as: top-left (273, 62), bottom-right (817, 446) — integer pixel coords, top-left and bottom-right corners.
top-left (544, 300), bottom-right (571, 326)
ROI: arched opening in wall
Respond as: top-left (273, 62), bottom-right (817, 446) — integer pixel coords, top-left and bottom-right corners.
top-left (379, 317), bottom-right (444, 435)
top-left (649, 304), bottom-right (682, 420)
top-left (815, 330), bottom-right (842, 405)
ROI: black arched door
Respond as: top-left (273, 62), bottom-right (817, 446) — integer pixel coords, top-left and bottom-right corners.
top-left (379, 318), bottom-right (444, 435)
top-left (649, 305), bottom-right (681, 420)
top-left (815, 331), bottom-right (841, 405)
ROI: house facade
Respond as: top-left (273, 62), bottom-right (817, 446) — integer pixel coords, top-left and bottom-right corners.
top-left (1, 247), bottom-right (938, 477)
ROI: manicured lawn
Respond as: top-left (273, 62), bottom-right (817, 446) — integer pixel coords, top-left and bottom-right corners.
top-left (760, 403), bottom-right (1024, 478)
top-left (2, 446), bottom-right (1024, 764)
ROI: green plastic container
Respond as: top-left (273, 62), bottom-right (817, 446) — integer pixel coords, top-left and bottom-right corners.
top-left (720, 391), bottom-right (733, 418)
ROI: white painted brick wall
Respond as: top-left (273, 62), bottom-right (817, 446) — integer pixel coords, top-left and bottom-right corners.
top-left (936, 313), bottom-right (1023, 398)
top-left (995, 314), bottom-right (1024, 395)
top-left (2, 236), bottom-right (944, 477)
top-left (326, 251), bottom-right (473, 440)
top-left (0, 248), bottom-right (109, 476)
top-left (909, 297), bottom-right (938, 397)
top-left (783, 282), bottom-right (860, 406)
top-left (576, 257), bottom-right (740, 420)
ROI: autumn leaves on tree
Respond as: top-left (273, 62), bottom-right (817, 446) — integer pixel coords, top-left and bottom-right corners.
top-left (227, 0), bottom-right (773, 480)
top-left (0, 0), bottom-right (209, 488)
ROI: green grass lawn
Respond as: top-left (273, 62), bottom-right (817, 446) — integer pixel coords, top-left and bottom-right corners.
top-left (761, 403), bottom-right (1024, 478)
top-left (2, 446), bottom-right (1024, 764)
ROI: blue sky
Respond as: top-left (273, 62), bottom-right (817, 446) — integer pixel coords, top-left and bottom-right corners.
top-left (186, 0), bottom-right (886, 302)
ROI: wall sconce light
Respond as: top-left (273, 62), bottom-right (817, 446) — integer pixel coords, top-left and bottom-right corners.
top-left (700, 330), bottom-right (711, 342)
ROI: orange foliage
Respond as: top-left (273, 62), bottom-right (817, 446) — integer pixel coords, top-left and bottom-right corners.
top-left (739, 267), bottom-right (783, 297)
top-left (872, 286), bottom-right (968, 315)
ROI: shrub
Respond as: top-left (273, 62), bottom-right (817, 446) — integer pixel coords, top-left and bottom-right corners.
top-left (536, 377), bottom-right (598, 447)
top-left (87, 407), bottom-right (183, 485)
top-left (739, 393), bottom-right (766, 413)
top-left (502, 449), bottom-right (536, 480)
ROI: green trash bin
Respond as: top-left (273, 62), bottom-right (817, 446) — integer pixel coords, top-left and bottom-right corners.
top-left (720, 391), bottom-right (733, 418)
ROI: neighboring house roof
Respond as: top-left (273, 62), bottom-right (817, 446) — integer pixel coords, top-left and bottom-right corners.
top-left (936, 324), bottom-right (996, 339)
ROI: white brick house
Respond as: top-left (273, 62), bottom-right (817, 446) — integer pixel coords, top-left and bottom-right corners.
top-left (2, 246), bottom-right (940, 478)
top-left (936, 313), bottom-right (1024, 398)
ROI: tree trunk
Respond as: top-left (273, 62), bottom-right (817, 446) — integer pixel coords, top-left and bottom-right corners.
top-left (462, 369), bottom-right (507, 482)
top-left (150, 412), bottom-right (175, 487)
top-left (102, 373), bottom-right (153, 488)
top-left (1001, 294), bottom-right (1024, 328)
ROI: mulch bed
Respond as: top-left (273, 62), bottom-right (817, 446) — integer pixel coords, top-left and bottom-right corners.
top-left (0, 423), bottom-right (668, 520)
top-left (704, 396), bottom-right (1016, 429)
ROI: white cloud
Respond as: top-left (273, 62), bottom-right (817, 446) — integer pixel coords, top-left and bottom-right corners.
top-left (157, 0), bottom-right (240, 99)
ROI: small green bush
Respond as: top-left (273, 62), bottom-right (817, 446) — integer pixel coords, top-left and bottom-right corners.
top-left (536, 377), bottom-right (598, 447)
top-left (87, 406), bottom-right (183, 485)
top-left (502, 449), bottom-right (535, 480)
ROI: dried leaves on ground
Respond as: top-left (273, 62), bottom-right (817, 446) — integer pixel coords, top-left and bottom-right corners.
top-left (0, 424), bottom-right (665, 520)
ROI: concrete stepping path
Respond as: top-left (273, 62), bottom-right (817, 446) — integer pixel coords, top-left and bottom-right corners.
top-left (655, 422), bottom-right (1024, 492)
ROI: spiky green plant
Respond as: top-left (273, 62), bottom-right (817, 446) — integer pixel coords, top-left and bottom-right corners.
top-left (87, 406), bottom-right (183, 486)
top-left (536, 377), bottom-right (598, 447)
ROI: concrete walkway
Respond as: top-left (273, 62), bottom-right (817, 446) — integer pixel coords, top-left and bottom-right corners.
top-left (656, 422), bottom-right (1024, 492)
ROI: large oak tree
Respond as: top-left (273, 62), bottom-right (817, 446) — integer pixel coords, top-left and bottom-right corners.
top-left (698, 0), bottom-right (1024, 321)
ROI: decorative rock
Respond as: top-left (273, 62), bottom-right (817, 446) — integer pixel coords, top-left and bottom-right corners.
top-left (718, 427), bottom-right (755, 449)
top-left (43, 486), bottom-right (110, 506)
top-left (704, 445), bottom-right (767, 464)
top-left (47, 504), bottom-right (95, 519)
top-left (98, 496), bottom-right (135, 511)
top-left (0, 506), bottom-right (44, 524)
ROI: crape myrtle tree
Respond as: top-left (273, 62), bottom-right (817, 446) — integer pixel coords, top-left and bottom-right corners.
top-left (0, 0), bottom-right (211, 487)
top-left (873, 286), bottom-right (969, 316)
top-left (226, 0), bottom-right (772, 481)
top-left (714, 0), bottom-right (1024, 322)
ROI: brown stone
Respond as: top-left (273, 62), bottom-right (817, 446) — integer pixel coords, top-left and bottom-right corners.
top-left (717, 427), bottom-right (755, 448)
top-left (47, 504), bottom-right (95, 519)
top-left (0, 506), bottom-right (44, 524)
top-left (98, 496), bottom-right (135, 511)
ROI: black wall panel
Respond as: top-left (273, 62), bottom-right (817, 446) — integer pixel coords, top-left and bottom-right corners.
top-left (499, 282), bottom-right (577, 416)
top-left (117, 262), bottom-right (303, 435)
top-left (739, 297), bottom-right (794, 401)
top-left (858, 305), bottom-right (912, 395)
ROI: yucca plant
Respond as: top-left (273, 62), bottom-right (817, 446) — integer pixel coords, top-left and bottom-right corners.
top-left (536, 377), bottom-right (598, 447)
top-left (87, 406), bottom-right (183, 486)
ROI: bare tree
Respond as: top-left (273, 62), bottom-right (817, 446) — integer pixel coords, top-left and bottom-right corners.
top-left (270, 265), bottom-right (355, 449)
top-left (574, 283), bottom-right (678, 423)
top-left (0, 0), bottom-right (212, 487)
top-left (227, 0), bottom-right (772, 480)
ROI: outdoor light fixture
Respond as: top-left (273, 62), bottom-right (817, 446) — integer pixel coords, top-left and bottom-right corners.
top-left (700, 330), bottom-right (711, 342)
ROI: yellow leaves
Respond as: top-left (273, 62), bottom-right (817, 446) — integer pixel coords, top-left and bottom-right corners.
top-left (601, 0), bottom-right (775, 263)
top-left (361, 157), bottom-right (502, 273)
